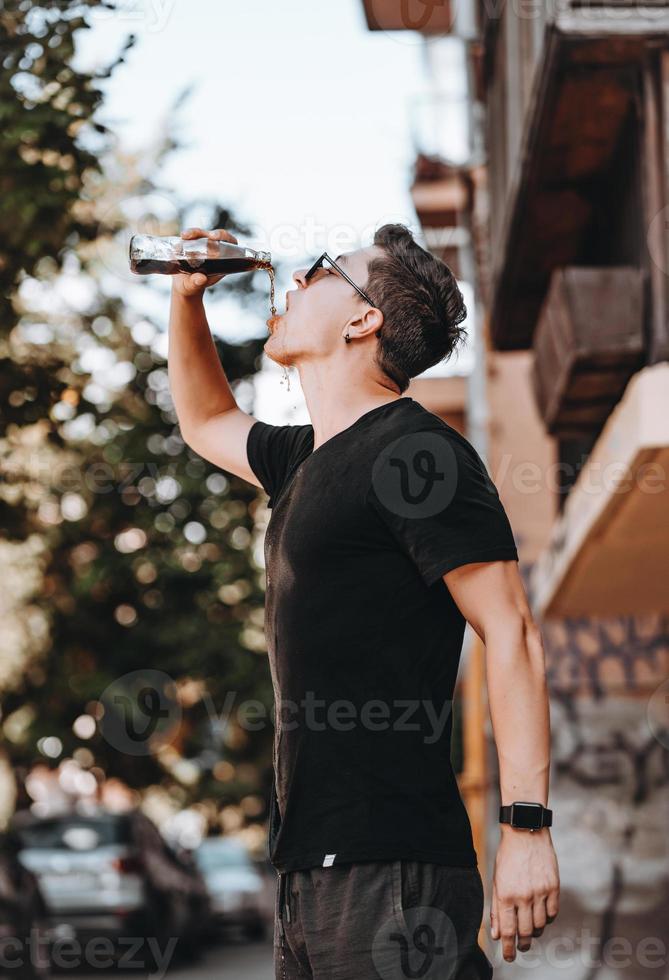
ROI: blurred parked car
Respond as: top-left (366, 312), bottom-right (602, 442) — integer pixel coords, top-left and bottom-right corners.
top-left (194, 837), bottom-right (267, 940)
top-left (13, 809), bottom-right (209, 963)
top-left (0, 830), bottom-right (50, 978)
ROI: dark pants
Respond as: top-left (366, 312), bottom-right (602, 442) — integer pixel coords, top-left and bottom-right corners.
top-left (274, 859), bottom-right (494, 979)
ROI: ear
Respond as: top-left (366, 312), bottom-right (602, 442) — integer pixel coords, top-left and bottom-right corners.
top-left (343, 307), bottom-right (384, 342)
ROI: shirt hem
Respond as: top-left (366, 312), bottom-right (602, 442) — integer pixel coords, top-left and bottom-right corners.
top-left (270, 843), bottom-right (478, 873)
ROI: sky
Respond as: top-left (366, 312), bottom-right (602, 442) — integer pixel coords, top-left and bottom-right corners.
top-left (74, 0), bottom-right (473, 423)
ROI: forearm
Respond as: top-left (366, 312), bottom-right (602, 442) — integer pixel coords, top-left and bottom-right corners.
top-left (459, 574), bottom-right (560, 961)
top-left (485, 616), bottom-right (550, 807)
top-left (168, 286), bottom-right (236, 436)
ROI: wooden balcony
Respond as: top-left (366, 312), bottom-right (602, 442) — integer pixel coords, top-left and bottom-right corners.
top-left (529, 362), bottom-right (669, 618)
top-left (410, 155), bottom-right (473, 279)
top-left (531, 267), bottom-right (645, 436)
top-left (483, 1), bottom-right (669, 355)
top-left (361, 0), bottom-right (455, 33)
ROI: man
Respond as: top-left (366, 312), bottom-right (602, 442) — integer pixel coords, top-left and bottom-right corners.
top-left (168, 223), bottom-right (560, 979)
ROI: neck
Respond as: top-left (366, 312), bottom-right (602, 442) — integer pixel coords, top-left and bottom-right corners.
top-left (295, 359), bottom-right (402, 451)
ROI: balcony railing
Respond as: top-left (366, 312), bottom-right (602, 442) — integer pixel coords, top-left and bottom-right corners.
top-left (481, 0), bottom-right (669, 352)
top-left (482, 0), bottom-right (552, 259)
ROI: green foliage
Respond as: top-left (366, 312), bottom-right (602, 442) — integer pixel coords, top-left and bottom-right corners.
top-left (5, 314), bottom-right (273, 794)
top-left (0, 0), bottom-right (134, 329)
top-left (1, 0), bottom-right (277, 824)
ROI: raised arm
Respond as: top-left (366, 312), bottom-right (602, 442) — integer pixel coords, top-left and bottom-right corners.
top-left (443, 559), bottom-right (560, 964)
top-left (168, 227), bottom-right (261, 488)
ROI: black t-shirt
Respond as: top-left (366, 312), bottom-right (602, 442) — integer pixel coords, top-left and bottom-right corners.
top-left (246, 396), bottom-right (518, 873)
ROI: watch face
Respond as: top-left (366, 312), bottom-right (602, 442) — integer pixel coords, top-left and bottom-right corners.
top-left (512, 803), bottom-right (543, 830)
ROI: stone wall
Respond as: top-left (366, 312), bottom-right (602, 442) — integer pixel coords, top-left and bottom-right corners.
top-left (486, 614), bottom-right (669, 979)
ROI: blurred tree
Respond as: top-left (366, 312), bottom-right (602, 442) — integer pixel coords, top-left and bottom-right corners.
top-left (0, 0), bottom-right (133, 541)
top-left (0, 0), bottom-right (133, 325)
top-left (4, 287), bottom-right (274, 799)
top-left (0, 0), bottom-right (278, 829)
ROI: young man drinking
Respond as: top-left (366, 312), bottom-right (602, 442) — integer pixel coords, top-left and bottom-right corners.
top-left (168, 223), bottom-right (560, 979)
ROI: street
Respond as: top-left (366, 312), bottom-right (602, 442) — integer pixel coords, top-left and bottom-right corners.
top-left (57, 934), bottom-right (275, 979)
top-left (168, 936), bottom-right (274, 980)
top-left (31, 853), bottom-right (279, 979)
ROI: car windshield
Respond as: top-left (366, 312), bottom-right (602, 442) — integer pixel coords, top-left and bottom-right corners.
top-left (195, 840), bottom-right (252, 871)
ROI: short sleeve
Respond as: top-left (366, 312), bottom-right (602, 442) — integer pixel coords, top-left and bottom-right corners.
top-left (246, 420), bottom-right (312, 507)
top-left (367, 428), bottom-right (518, 587)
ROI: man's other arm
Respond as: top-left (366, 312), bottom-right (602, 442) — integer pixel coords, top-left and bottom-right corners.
top-left (443, 559), bottom-right (560, 964)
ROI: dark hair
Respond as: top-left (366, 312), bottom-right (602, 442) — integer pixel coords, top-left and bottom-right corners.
top-left (364, 224), bottom-right (467, 394)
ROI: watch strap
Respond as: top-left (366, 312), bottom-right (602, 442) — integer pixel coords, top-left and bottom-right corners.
top-left (499, 803), bottom-right (553, 829)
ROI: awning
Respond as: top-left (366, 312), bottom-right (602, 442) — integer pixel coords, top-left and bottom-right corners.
top-left (530, 363), bottom-right (669, 618)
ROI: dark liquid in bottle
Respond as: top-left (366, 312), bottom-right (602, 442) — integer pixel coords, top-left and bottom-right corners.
top-left (131, 254), bottom-right (277, 317)
top-left (131, 257), bottom-right (271, 276)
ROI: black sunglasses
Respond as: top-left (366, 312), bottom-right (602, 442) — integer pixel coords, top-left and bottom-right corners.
top-left (304, 252), bottom-right (378, 310)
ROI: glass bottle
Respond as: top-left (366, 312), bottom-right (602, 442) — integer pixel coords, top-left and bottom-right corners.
top-left (129, 234), bottom-right (271, 277)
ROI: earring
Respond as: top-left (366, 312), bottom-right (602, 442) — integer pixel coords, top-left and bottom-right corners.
top-left (344, 332), bottom-right (351, 344)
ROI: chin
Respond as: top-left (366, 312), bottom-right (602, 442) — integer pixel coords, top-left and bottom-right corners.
top-left (263, 339), bottom-right (293, 368)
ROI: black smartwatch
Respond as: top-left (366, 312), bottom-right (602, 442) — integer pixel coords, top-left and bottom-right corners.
top-left (499, 802), bottom-right (552, 831)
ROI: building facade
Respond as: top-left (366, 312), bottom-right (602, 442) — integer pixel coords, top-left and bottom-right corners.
top-left (361, 2), bottom-right (669, 975)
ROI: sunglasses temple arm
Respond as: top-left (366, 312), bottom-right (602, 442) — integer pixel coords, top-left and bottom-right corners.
top-left (306, 253), bottom-right (374, 307)
top-left (334, 263), bottom-right (373, 304)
